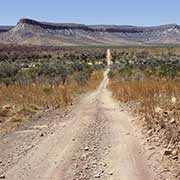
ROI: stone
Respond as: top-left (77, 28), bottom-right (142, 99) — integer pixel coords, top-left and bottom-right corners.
top-left (94, 173), bottom-right (100, 178)
top-left (171, 97), bottom-right (177, 104)
top-left (99, 162), bottom-right (107, 167)
top-left (164, 149), bottom-right (172, 156)
top-left (149, 147), bottom-right (155, 150)
top-left (147, 129), bottom-right (153, 136)
top-left (84, 146), bottom-right (89, 151)
top-left (83, 165), bottom-right (89, 170)
top-left (172, 150), bottom-right (178, 156)
top-left (172, 156), bottom-right (178, 160)
top-left (107, 171), bottom-right (113, 175)
top-left (2, 104), bottom-right (11, 110)
top-left (169, 118), bottom-right (175, 124)
top-left (155, 107), bottom-right (163, 114)
top-left (72, 157), bottom-right (76, 161)
top-left (81, 154), bottom-right (87, 160)
top-left (0, 174), bottom-right (5, 179)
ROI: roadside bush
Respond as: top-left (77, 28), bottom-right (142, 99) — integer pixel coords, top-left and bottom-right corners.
top-left (74, 72), bottom-right (89, 85)
top-left (108, 70), bottom-right (115, 79)
top-left (0, 62), bottom-right (19, 86)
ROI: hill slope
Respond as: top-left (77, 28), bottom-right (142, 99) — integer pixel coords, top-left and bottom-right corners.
top-left (0, 18), bottom-right (180, 46)
top-left (0, 26), bottom-right (14, 33)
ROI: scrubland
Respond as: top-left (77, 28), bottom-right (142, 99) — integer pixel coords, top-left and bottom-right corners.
top-left (0, 45), bottom-right (105, 134)
top-left (109, 47), bottom-right (180, 163)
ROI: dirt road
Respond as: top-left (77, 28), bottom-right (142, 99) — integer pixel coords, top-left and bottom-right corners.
top-left (2, 73), bottom-right (153, 180)
top-left (1, 65), bottom-right (155, 180)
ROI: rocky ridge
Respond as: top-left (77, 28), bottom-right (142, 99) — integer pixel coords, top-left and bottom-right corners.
top-left (0, 18), bottom-right (180, 46)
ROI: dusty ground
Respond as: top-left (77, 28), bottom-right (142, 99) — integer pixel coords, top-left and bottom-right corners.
top-left (0, 68), bottom-right (177, 179)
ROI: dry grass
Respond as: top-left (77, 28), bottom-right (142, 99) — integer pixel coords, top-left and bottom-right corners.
top-left (109, 78), bottom-right (180, 104)
top-left (81, 70), bottom-right (104, 90)
top-left (0, 70), bottom-right (103, 134)
top-left (109, 77), bottom-right (180, 147)
top-left (0, 71), bottom-right (103, 108)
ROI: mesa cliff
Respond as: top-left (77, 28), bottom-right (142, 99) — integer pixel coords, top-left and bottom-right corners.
top-left (0, 18), bottom-right (180, 46)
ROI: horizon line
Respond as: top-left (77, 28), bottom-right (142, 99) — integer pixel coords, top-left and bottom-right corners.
top-left (0, 17), bottom-right (179, 27)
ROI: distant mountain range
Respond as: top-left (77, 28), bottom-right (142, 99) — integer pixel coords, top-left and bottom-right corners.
top-left (0, 18), bottom-right (180, 46)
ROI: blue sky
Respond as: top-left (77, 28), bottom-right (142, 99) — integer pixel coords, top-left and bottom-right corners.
top-left (0, 0), bottom-right (180, 26)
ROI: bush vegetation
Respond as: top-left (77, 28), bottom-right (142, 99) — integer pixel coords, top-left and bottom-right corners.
top-left (109, 47), bottom-right (180, 161)
top-left (0, 45), bottom-right (105, 134)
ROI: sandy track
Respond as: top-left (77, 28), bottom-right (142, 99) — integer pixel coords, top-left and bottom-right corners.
top-left (2, 68), bottom-right (154, 180)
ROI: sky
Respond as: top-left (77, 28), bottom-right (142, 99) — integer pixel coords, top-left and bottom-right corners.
top-left (0, 0), bottom-right (180, 26)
